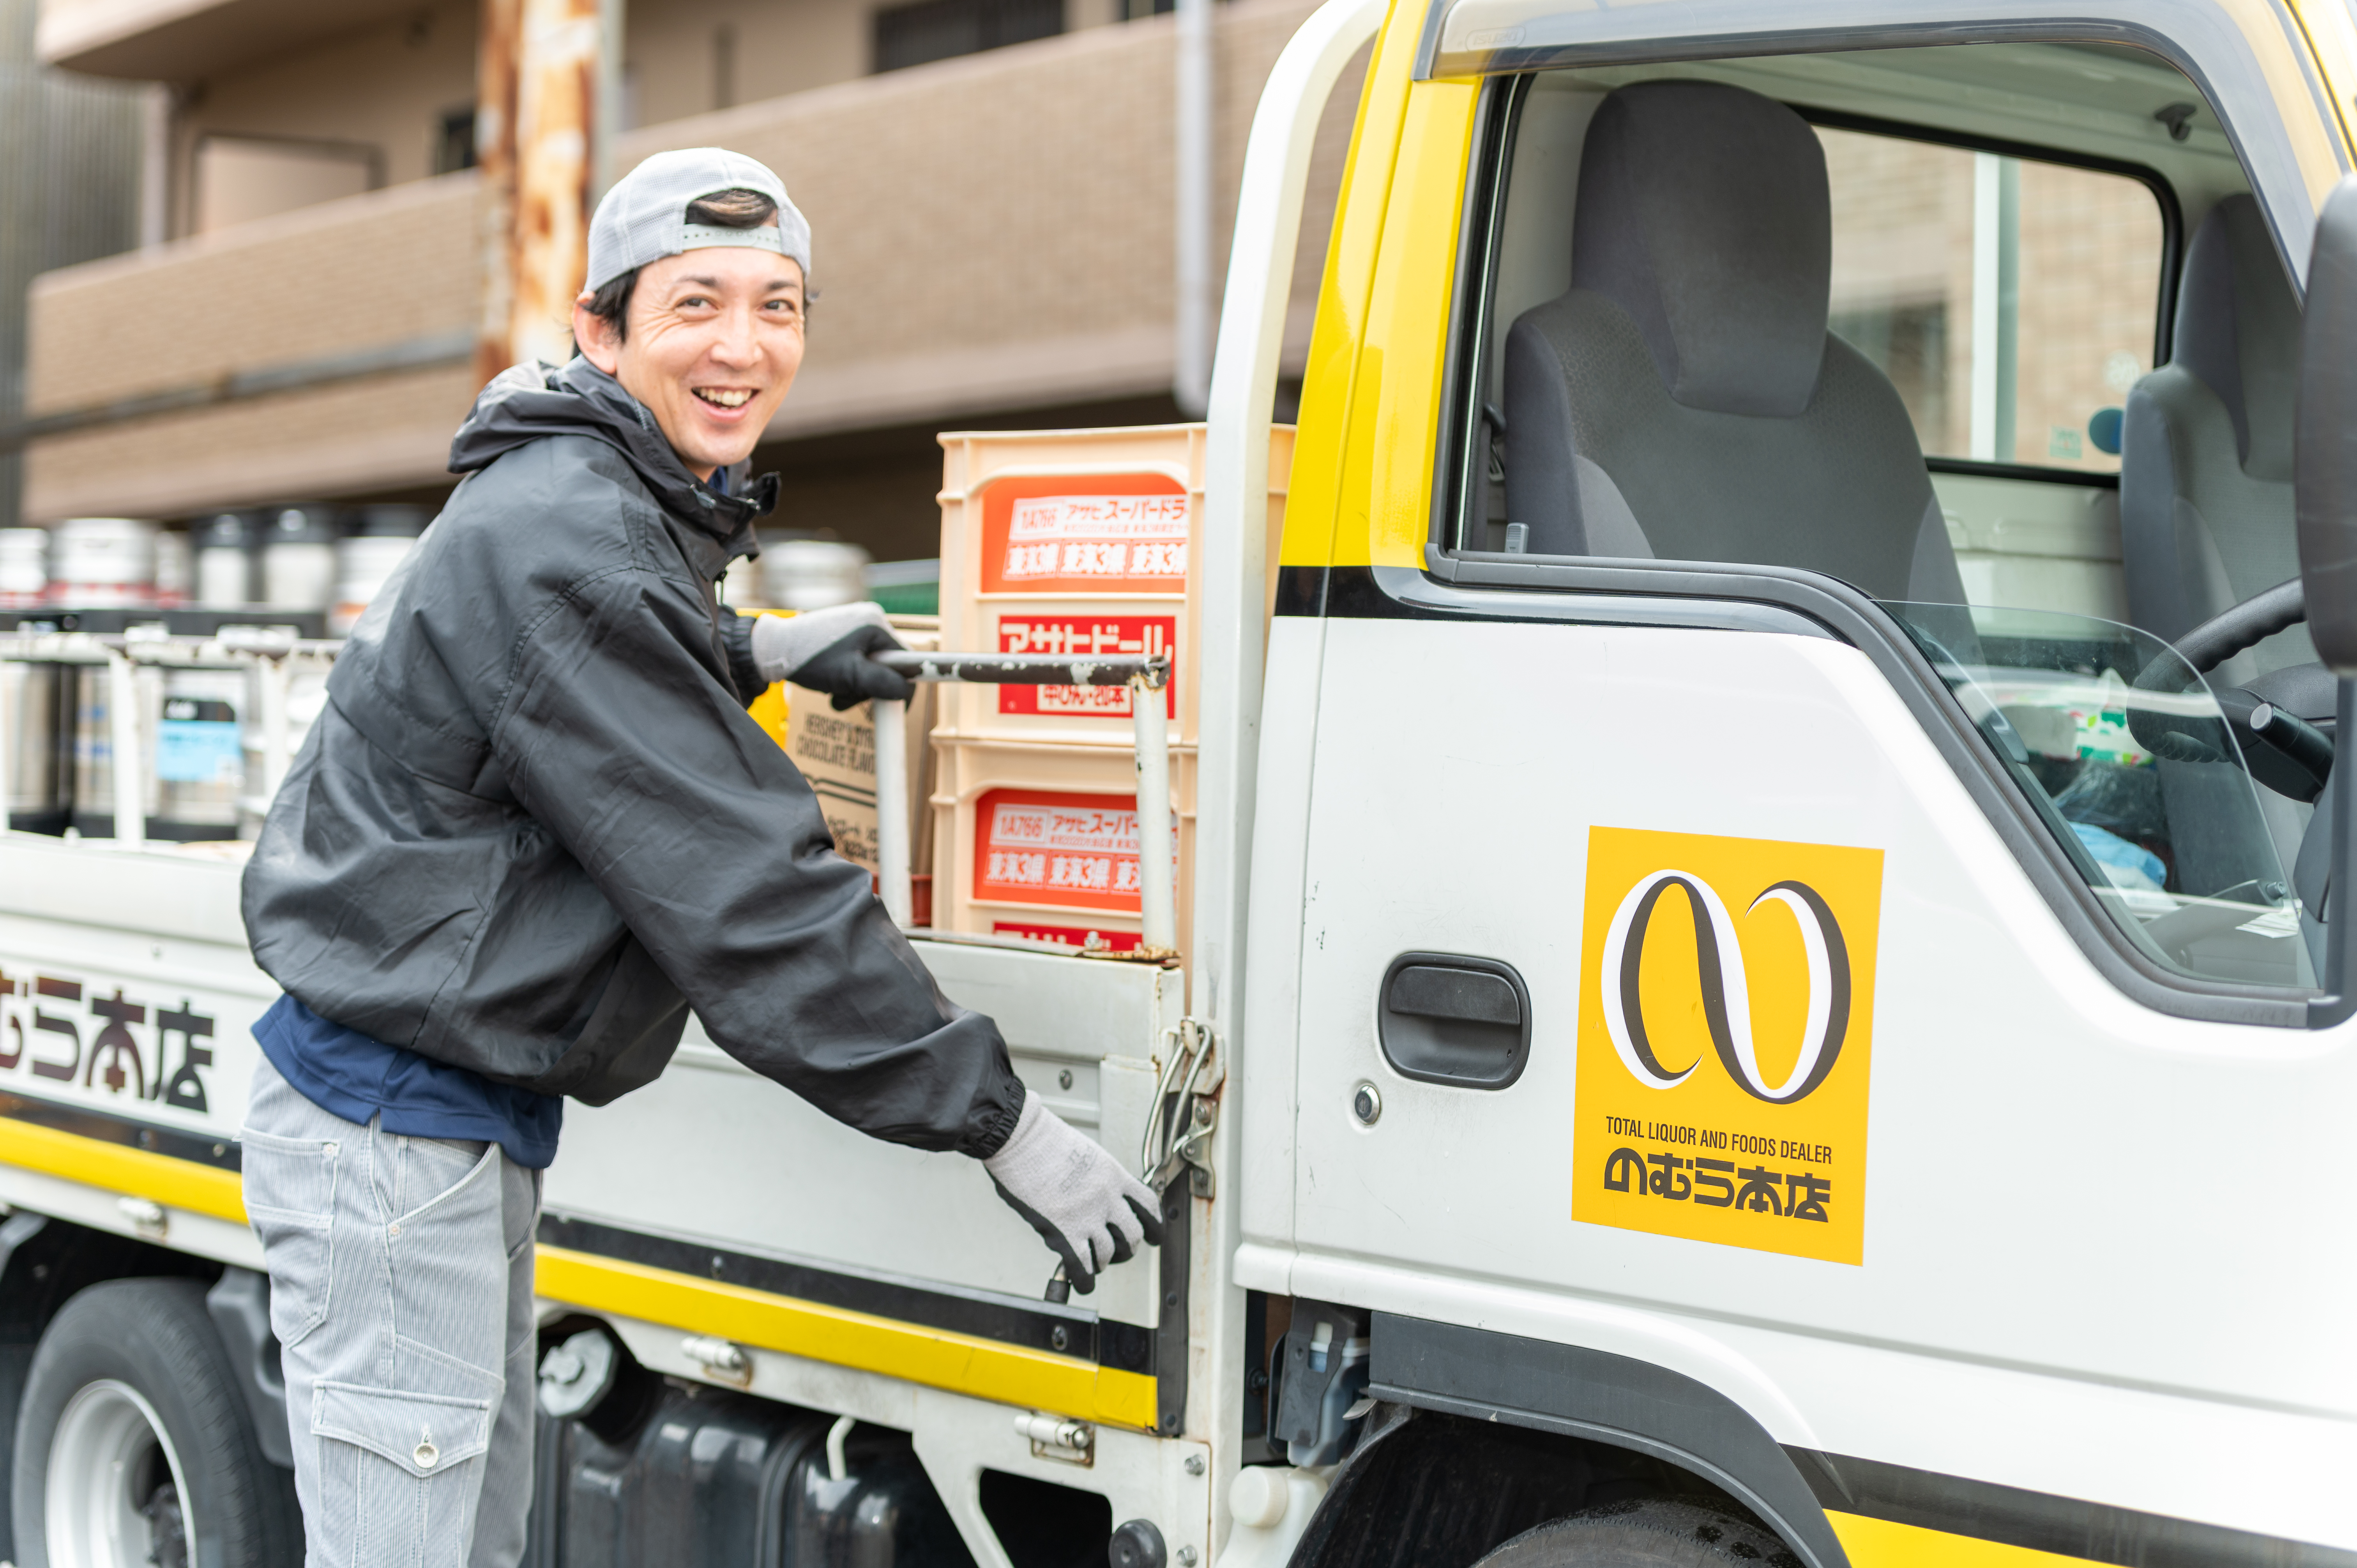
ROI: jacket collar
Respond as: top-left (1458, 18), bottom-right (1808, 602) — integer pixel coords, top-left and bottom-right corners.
top-left (448, 358), bottom-right (777, 561)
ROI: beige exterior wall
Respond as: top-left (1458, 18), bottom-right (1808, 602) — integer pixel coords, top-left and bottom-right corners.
top-left (620, 0), bottom-right (1345, 442)
top-left (56, 0), bottom-right (1134, 242)
top-left (25, 367), bottom-right (480, 522)
top-left (21, 0), bottom-right (1356, 525)
top-left (624, 0), bottom-right (876, 131)
top-left (39, 0), bottom-right (431, 83)
top-left (26, 172), bottom-right (478, 417)
top-left (174, 0), bottom-right (478, 206)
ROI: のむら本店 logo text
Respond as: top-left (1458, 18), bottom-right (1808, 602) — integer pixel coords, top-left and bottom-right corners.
top-left (1575, 828), bottom-right (1883, 1265)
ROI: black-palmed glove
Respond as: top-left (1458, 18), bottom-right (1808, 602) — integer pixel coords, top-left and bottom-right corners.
top-left (749, 601), bottom-right (915, 711)
top-left (984, 1095), bottom-right (1164, 1293)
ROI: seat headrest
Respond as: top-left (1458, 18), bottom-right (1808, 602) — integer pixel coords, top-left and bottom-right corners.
top-left (1571, 81), bottom-right (1831, 418)
top-left (2173, 193), bottom-right (2300, 480)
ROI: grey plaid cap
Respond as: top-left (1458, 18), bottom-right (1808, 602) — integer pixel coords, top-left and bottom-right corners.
top-left (585, 147), bottom-right (811, 292)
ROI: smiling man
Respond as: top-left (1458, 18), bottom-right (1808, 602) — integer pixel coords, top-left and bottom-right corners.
top-left (236, 149), bottom-right (1158, 1568)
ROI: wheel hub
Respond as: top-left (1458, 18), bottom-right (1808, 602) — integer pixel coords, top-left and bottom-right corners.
top-left (44, 1379), bottom-right (196, 1568)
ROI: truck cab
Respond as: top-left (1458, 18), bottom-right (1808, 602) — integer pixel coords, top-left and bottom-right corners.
top-left (1236, 0), bottom-right (2357, 1561)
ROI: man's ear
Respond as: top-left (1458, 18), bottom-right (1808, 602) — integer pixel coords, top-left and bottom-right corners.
top-left (572, 295), bottom-right (622, 374)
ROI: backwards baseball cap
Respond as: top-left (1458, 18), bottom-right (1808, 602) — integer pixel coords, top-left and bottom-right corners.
top-left (585, 147), bottom-right (812, 293)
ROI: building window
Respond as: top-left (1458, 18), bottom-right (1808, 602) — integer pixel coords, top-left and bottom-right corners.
top-left (714, 23), bottom-right (739, 110)
top-left (435, 108), bottom-right (477, 175)
top-left (873, 0), bottom-right (1062, 74)
top-left (1817, 125), bottom-right (2164, 474)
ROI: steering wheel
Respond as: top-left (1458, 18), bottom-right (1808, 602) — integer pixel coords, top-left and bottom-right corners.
top-left (2133, 577), bottom-right (2332, 800)
top-left (2171, 577), bottom-right (2308, 678)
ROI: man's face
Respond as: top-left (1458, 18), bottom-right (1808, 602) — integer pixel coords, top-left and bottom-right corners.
top-left (572, 245), bottom-right (806, 480)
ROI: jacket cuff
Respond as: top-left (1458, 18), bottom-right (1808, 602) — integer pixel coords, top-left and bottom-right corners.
top-left (718, 608), bottom-right (767, 707)
top-left (964, 1074), bottom-right (1027, 1159)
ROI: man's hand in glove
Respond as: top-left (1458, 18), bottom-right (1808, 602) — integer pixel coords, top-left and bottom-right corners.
top-left (984, 1095), bottom-right (1163, 1293)
top-left (750, 601), bottom-right (913, 711)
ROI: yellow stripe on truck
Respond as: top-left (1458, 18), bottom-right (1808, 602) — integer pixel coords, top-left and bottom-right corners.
top-left (0, 1120), bottom-right (1159, 1432)
top-left (1829, 1511), bottom-right (2097, 1566)
top-left (0, 1116), bottom-right (247, 1224)
top-left (535, 1245), bottom-right (1162, 1432)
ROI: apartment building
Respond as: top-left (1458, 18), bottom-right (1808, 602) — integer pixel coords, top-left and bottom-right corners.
top-left (21, 0), bottom-right (1359, 562)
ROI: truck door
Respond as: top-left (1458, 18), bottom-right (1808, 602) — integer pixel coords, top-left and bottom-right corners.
top-left (1269, 10), bottom-right (2357, 1543)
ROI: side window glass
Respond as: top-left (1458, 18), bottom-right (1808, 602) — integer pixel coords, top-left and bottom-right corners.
top-left (1459, 62), bottom-right (2179, 620)
top-left (1888, 601), bottom-right (2309, 989)
top-left (1447, 53), bottom-right (2308, 997)
top-left (1822, 129), bottom-right (2166, 474)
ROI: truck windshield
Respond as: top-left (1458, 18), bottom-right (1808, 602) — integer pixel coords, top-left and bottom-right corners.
top-left (1882, 600), bottom-right (2311, 990)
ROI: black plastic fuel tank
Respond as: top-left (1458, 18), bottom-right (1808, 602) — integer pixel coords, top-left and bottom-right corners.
top-left (528, 1371), bottom-right (975, 1568)
top-left (788, 1423), bottom-right (977, 1568)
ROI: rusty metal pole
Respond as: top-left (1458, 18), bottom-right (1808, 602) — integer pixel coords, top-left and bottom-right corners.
top-left (474, 0), bottom-right (600, 381)
top-left (472, 0), bottom-right (521, 387)
top-left (511, 0), bottom-right (601, 366)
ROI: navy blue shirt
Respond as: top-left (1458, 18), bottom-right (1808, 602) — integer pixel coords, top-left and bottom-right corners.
top-left (253, 994), bottom-right (564, 1168)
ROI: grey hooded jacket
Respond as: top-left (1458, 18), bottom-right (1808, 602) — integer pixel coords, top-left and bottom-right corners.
top-left (240, 358), bottom-right (1023, 1157)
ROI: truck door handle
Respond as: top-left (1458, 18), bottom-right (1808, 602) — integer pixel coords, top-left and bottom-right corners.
top-left (1377, 953), bottom-right (1531, 1089)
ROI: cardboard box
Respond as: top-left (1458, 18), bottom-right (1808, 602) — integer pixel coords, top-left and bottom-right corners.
top-left (751, 615), bottom-right (938, 917)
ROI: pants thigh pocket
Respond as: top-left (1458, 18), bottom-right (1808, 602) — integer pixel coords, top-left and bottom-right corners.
top-left (240, 1128), bottom-right (343, 1346)
top-left (311, 1382), bottom-right (494, 1568)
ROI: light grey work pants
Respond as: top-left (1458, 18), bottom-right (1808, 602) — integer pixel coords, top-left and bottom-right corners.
top-left (240, 1056), bottom-right (541, 1568)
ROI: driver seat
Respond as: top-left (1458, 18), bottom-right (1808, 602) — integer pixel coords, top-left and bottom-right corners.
top-left (2120, 194), bottom-right (2320, 707)
top-left (1501, 80), bottom-right (1965, 604)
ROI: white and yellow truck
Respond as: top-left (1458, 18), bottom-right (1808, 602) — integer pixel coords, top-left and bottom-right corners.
top-left (12, 0), bottom-right (2357, 1564)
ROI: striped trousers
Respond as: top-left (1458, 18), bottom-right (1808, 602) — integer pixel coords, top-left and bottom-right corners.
top-left (240, 1056), bottom-right (541, 1568)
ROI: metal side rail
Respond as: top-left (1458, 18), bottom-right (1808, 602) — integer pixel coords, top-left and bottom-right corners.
top-left (0, 629), bottom-right (341, 852)
top-left (868, 650), bottom-right (1177, 955)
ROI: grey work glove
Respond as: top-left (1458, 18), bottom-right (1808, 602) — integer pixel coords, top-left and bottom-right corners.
top-left (749, 601), bottom-right (914, 710)
top-left (984, 1095), bottom-right (1164, 1294)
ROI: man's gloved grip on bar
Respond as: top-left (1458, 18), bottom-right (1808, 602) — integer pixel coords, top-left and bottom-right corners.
top-left (750, 600), bottom-right (915, 710)
top-left (984, 1095), bottom-right (1164, 1293)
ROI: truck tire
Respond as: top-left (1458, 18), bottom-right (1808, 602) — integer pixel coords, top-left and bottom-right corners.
top-left (11, 1277), bottom-right (301, 1568)
top-left (1472, 1501), bottom-right (1804, 1568)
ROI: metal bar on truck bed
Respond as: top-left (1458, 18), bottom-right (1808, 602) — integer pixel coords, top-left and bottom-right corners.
top-left (107, 648), bottom-right (143, 851)
top-left (0, 630), bottom-right (341, 666)
top-left (866, 650), bottom-right (1177, 954)
top-left (1131, 673), bottom-right (1176, 953)
top-left (0, 661), bottom-right (11, 838)
top-left (0, 630), bottom-right (343, 845)
top-left (871, 650), bottom-right (1169, 688)
top-left (871, 697), bottom-right (912, 926)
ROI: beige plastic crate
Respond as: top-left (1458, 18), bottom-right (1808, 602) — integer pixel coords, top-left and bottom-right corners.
top-left (935, 423), bottom-right (1295, 750)
top-left (929, 734), bottom-right (1197, 959)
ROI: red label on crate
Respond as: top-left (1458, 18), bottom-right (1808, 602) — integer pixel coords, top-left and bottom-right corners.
top-left (973, 789), bottom-right (1177, 913)
top-left (997, 615), bottom-right (1177, 718)
top-left (979, 474), bottom-right (1189, 593)
top-left (992, 921), bottom-right (1145, 953)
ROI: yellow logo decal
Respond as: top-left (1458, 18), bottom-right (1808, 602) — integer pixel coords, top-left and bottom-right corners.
top-left (1574, 826), bottom-right (1883, 1265)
